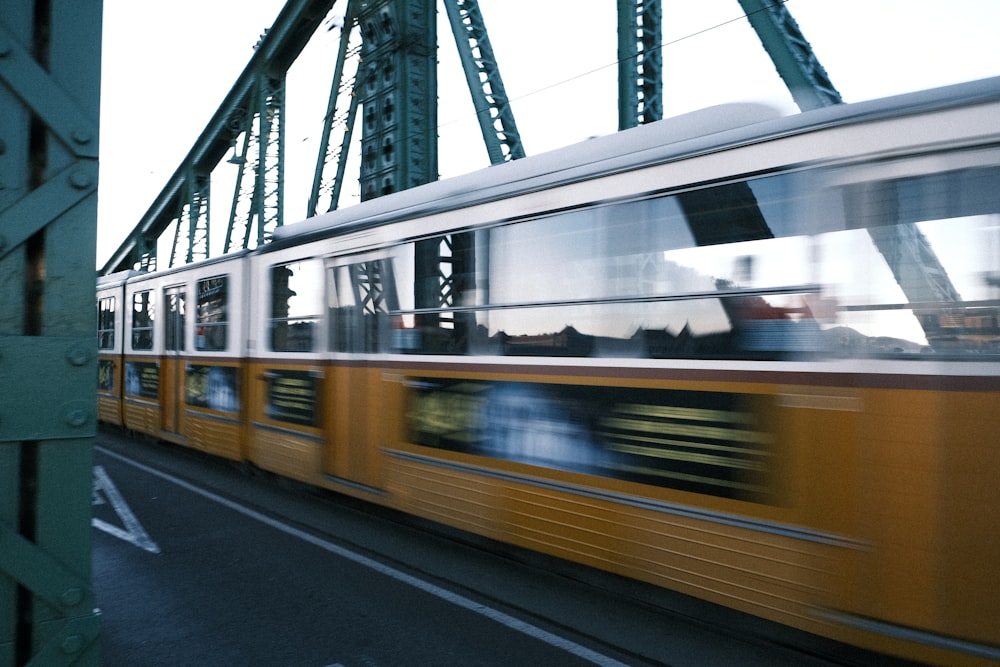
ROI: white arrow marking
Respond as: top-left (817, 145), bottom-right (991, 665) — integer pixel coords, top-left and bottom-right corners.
top-left (92, 465), bottom-right (161, 554)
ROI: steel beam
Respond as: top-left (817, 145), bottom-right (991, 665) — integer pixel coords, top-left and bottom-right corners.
top-left (225, 75), bottom-right (287, 253)
top-left (617, 0), bottom-right (662, 129)
top-left (309, 2), bottom-right (363, 216)
top-left (737, 0), bottom-right (841, 111)
top-left (443, 0), bottom-right (525, 163)
top-left (0, 1), bottom-right (101, 664)
top-left (356, 0), bottom-right (438, 200)
top-left (100, 0), bottom-right (336, 275)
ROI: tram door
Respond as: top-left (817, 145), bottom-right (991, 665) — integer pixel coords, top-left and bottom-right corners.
top-left (325, 258), bottom-right (396, 489)
top-left (161, 285), bottom-right (186, 435)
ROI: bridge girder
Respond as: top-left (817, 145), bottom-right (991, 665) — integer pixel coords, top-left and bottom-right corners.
top-left (101, 0), bottom-right (850, 276)
top-left (1, 2), bottom-right (102, 664)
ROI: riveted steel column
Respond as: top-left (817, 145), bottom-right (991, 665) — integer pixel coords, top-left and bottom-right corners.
top-left (618, 0), bottom-right (662, 129)
top-left (357, 0), bottom-right (438, 201)
top-left (0, 1), bottom-right (101, 665)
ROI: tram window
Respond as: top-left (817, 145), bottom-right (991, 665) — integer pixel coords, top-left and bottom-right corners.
top-left (382, 173), bottom-right (820, 358)
top-left (131, 290), bottom-right (155, 350)
top-left (164, 287), bottom-right (185, 352)
top-left (328, 265), bottom-right (362, 352)
top-left (328, 258), bottom-right (399, 353)
top-left (821, 165), bottom-right (1000, 356)
top-left (385, 236), bottom-right (483, 354)
top-left (270, 259), bottom-right (323, 352)
top-left (489, 173), bottom-right (807, 307)
top-left (98, 297), bottom-right (115, 349)
top-left (196, 276), bottom-right (228, 351)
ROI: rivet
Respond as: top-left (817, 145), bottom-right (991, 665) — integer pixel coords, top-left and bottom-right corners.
top-left (61, 587), bottom-right (83, 607)
top-left (71, 128), bottom-right (92, 145)
top-left (61, 634), bottom-right (84, 655)
top-left (69, 169), bottom-right (92, 189)
top-left (66, 345), bottom-right (90, 367)
top-left (65, 409), bottom-right (88, 428)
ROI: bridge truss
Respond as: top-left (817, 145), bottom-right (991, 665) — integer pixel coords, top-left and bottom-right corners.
top-left (100, 0), bottom-right (844, 276)
top-left (1, 2), bottom-right (102, 665)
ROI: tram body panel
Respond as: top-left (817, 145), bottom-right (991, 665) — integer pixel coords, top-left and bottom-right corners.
top-left (178, 259), bottom-right (248, 459)
top-left (386, 362), bottom-right (999, 664)
top-left (97, 356), bottom-right (124, 426)
top-left (97, 273), bottom-right (129, 426)
top-left (386, 363), bottom-right (845, 631)
top-left (846, 386), bottom-right (1000, 647)
top-left (119, 255), bottom-right (249, 455)
top-left (323, 363), bottom-right (388, 492)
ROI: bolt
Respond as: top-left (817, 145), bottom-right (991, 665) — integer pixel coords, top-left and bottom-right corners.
top-left (61, 634), bottom-right (84, 655)
top-left (61, 587), bottom-right (83, 608)
top-left (66, 345), bottom-right (90, 367)
top-left (69, 168), bottom-right (92, 189)
top-left (65, 409), bottom-right (88, 428)
top-left (71, 128), bottom-right (92, 145)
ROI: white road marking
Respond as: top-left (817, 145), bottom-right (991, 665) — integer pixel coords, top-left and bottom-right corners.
top-left (97, 446), bottom-right (630, 667)
top-left (92, 465), bottom-right (161, 554)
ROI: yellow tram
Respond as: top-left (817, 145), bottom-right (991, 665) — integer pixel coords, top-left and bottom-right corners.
top-left (98, 77), bottom-right (1000, 665)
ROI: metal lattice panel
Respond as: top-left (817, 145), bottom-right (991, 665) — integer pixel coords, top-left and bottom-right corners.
top-left (617, 0), bottom-right (663, 129)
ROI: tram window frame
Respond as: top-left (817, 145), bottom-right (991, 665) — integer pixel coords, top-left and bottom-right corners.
top-left (131, 290), bottom-right (155, 351)
top-left (164, 286), bottom-right (186, 352)
top-left (327, 257), bottom-right (400, 353)
top-left (196, 275), bottom-right (228, 352)
top-left (387, 171), bottom-right (819, 358)
top-left (270, 259), bottom-right (324, 353)
top-left (821, 162), bottom-right (1000, 357)
top-left (98, 296), bottom-right (116, 350)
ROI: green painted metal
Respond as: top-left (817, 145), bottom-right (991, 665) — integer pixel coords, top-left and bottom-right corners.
top-left (737, 0), bottom-right (842, 111)
top-left (224, 75), bottom-right (287, 253)
top-left (100, 0), bottom-right (336, 274)
top-left (309, 2), bottom-right (363, 217)
top-left (169, 169), bottom-right (211, 267)
top-left (0, 1), bottom-right (101, 664)
top-left (443, 0), bottom-right (524, 164)
top-left (617, 0), bottom-right (662, 130)
top-left (356, 0), bottom-right (438, 200)
top-left (99, 0), bottom-right (859, 276)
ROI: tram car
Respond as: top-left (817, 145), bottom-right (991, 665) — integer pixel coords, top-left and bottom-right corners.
top-left (97, 77), bottom-right (1000, 665)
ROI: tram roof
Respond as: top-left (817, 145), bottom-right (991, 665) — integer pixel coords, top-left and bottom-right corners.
top-left (269, 75), bottom-right (1000, 249)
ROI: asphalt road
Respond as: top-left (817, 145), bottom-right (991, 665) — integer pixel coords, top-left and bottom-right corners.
top-left (91, 428), bottom-right (899, 666)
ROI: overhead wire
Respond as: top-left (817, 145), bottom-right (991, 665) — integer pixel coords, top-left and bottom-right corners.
top-left (437, 0), bottom-right (793, 131)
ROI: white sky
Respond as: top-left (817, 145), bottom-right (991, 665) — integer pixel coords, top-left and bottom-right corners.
top-left (97, 1), bottom-right (1000, 266)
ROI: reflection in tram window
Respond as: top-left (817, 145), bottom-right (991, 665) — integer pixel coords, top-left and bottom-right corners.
top-left (98, 296), bottom-right (116, 350)
top-left (823, 165), bottom-right (1000, 355)
top-left (482, 172), bottom-right (814, 358)
top-left (327, 259), bottom-right (398, 353)
top-left (164, 287), bottom-right (185, 352)
top-left (270, 259), bottom-right (323, 352)
top-left (378, 165), bottom-right (1000, 359)
top-left (131, 290), bottom-right (155, 350)
top-left (196, 276), bottom-right (228, 351)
